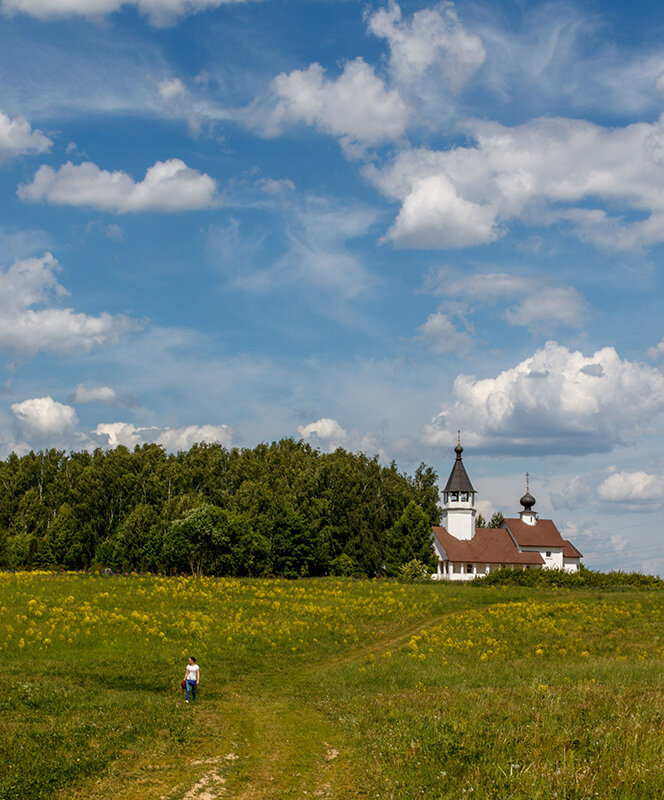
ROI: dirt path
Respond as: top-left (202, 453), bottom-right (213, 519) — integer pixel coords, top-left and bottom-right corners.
top-left (66, 610), bottom-right (452, 800)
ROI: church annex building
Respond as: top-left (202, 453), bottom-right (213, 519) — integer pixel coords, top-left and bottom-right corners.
top-left (432, 443), bottom-right (583, 581)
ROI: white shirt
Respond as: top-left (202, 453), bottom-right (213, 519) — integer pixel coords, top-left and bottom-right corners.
top-left (186, 663), bottom-right (199, 681)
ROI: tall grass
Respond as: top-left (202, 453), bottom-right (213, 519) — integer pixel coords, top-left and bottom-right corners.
top-left (2, 574), bottom-right (664, 799)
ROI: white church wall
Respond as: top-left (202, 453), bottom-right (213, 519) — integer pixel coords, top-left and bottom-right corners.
top-left (518, 546), bottom-right (563, 570)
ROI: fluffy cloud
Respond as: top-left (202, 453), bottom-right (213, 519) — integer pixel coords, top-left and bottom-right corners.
top-left (597, 470), bottom-right (664, 504)
top-left (12, 396), bottom-right (77, 437)
top-left (18, 159), bottom-right (219, 213)
top-left (0, 109), bottom-right (51, 164)
top-left (553, 468), bottom-right (664, 512)
top-left (68, 384), bottom-right (138, 407)
top-left (423, 341), bottom-right (664, 455)
top-left (368, 115), bottom-right (664, 250)
top-left (158, 77), bottom-right (189, 102)
top-left (1, 0), bottom-right (249, 26)
top-left (254, 2), bottom-right (485, 149)
top-left (298, 416), bottom-right (385, 458)
top-left (71, 385), bottom-right (118, 404)
top-left (298, 417), bottom-right (348, 445)
top-left (94, 422), bottom-right (233, 451)
top-left (646, 338), bottom-right (664, 361)
top-left (418, 312), bottom-right (473, 354)
top-left (0, 253), bottom-right (139, 357)
top-left (258, 59), bottom-right (408, 150)
top-left (367, 1), bottom-right (485, 93)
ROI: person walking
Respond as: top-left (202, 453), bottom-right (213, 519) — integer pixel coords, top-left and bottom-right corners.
top-left (183, 656), bottom-right (200, 703)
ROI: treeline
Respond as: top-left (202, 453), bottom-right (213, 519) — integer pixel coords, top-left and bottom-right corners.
top-left (475, 565), bottom-right (664, 589)
top-left (0, 439), bottom-right (440, 578)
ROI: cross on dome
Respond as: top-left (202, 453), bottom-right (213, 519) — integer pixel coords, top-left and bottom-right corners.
top-left (520, 472), bottom-right (536, 512)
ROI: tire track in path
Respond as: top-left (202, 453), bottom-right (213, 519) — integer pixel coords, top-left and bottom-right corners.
top-left (63, 606), bottom-right (494, 800)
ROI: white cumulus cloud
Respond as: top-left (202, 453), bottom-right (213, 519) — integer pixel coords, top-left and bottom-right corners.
top-left (12, 396), bottom-right (77, 437)
top-left (94, 422), bottom-right (233, 451)
top-left (0, 109), bottom-right (51, 164)
top-left (368, 115), bottom-right (664, 250)
top-left (256, 59), bottom-right (409, 150)
top-left (0, 253), bottom-right (139, 357)
top-left (298, 416), bottom-right (386, 459)
top-left (418, 312), bottom-right (473, 353)
top-left (71, 385), bottom-right (118, 404)
top-left (367, 1), bottom-right (485, 93)
top-left (646, 338), bottom-right (664, 361)
top-left (18, 159), bottom-right (219, 213)
top-left (253, 2), bottom-right (485, 149)
top-left (158, 77), bottom-right (189, 101)
top-left (298, 417), bottom-right (348, 444)
top-left (68, 384), bottom-right (138, 407)
top-left (597, 470), bottom-right (664, 504)
top-left (553, 467), bottom-right (664, 512)
top-left (423, 341), bottom-right (664, 455)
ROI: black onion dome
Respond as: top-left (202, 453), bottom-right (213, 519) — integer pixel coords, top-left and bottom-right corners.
top-left (520, 491), bottom-right (536, 511)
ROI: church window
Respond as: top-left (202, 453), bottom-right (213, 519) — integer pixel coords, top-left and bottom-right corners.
top-left (545, 551), bottom-right (551, 558)
top-left (466, 564), bottom-right (473, 574)
top-left (460, 492), bottom-right (468, 501)
top-left (450, 491), bottom-right (459, 501)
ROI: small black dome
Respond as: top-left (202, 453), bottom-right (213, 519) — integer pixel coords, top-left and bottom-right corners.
top-left (520, 491), bottom-right (536, 511)
top-left (454, 443), bottom-right (463, 457)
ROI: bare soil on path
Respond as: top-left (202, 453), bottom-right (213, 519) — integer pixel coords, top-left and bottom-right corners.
top-left (60, 611), bottom-right (451, 800)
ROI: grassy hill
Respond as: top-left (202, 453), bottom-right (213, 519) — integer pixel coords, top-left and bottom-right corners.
top-left (2, 573), bottom-right (664, 799)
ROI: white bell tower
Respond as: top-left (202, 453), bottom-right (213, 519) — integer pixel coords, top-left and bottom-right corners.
top-left (440, 434), bottom-right (477, 541)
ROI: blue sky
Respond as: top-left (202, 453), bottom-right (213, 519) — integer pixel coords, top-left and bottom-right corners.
top-left (2, 0), bottom-right (664, 572)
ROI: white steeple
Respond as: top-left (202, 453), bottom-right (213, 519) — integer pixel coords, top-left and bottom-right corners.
top-left (440, 434), bottom-right (477, 541)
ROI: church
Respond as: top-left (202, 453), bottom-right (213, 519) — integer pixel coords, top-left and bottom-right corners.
top-left (431, 441), bottom-right (583, 581)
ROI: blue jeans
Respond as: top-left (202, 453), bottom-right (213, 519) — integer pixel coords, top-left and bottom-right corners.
top-left (186, 680), bottom-right (197, 701)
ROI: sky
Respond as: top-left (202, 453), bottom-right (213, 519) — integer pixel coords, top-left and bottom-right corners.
top-left (1, 0), bottom-right (664, 573)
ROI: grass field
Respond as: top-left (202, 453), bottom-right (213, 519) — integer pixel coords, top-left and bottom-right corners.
top-left (2, 573), bottom-right (664, 799)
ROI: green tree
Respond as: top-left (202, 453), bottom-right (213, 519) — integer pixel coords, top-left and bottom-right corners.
top-left (0, 438), bottom-right (441, 578)
top-left (269, 509), bottom-right (318, 578)
top-left (384, 501), bottom-right (436, 577)
top-left (161, 503), bottom-right (262, 576)
top-left (398, 559), bottom-right (430, 582)
top-left (412, 463), bottom-right (441, 525)
top-left (104, 503), bottom-right (161, 572)
top-left (329, 553), bottom-right (364, 577)
top-left (46, 503), bottom-right (86, 569)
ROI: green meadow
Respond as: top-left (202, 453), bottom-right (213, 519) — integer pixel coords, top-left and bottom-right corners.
top-left (2, 573), bottom-right (664, 800)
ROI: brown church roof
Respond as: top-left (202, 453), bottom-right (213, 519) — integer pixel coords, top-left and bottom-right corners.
top-left (433, 526), bottom-right (544, 565)
top-left (562, 539), bottom-right (583, 559)
top-left (503, 518), bottom-right (566, 548)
